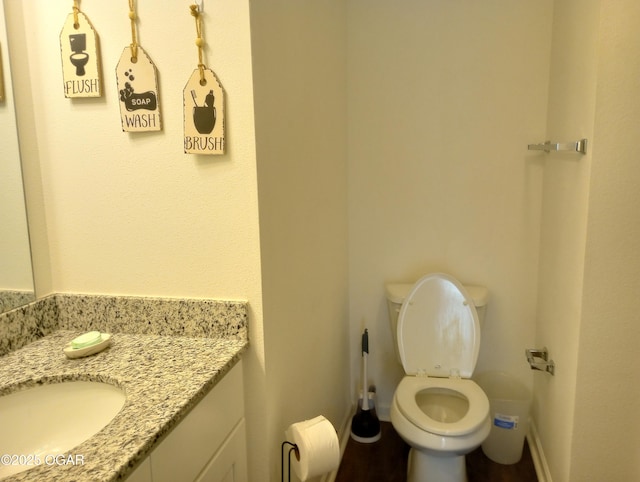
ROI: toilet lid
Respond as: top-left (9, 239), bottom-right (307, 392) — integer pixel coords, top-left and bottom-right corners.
top-left (397, 273), bottom-right (480, 378)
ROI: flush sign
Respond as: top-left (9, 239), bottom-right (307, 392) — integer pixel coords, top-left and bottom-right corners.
top-left (60, 12), bottom-right (102, 98)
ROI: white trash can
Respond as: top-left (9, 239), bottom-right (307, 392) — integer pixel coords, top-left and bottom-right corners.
top-left (474, 371), bottom-right (531, 465)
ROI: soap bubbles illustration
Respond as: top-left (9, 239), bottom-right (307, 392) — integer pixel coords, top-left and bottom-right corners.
top-left (118, 67), bottom-right (157, 112)
top-left (119, 69), bottom-right (135, 102)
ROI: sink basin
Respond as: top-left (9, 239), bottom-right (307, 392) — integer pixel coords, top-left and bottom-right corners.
top-left (0, 381), bottom-right (126, 478)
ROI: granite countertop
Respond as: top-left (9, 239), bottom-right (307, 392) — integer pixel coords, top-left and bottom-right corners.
top-left (0, 330), bottom-right (248, 482)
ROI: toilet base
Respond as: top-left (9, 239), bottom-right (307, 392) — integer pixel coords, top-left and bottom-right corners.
top-left (407, 448), bottom-right (467, 482)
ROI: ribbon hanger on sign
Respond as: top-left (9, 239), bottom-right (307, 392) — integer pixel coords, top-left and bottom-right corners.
top-left (116, 0), bottom-right (162, 132)
top-left (183, 3), bottom-right (225, 155)
top-left (60, 0), bottom-right (103, 97)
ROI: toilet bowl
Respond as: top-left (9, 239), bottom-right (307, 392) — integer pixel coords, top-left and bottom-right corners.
top-left (70, 52), bottom-right (89, 76)
top-left (387, 273), bottom-right (490, 482)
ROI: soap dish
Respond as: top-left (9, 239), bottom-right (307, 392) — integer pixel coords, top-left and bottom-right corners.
top-left (64, 332), bottom-right (111, 359)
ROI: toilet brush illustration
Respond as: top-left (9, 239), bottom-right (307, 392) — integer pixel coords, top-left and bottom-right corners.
top-left (350, 329), bottom-right (381, 443)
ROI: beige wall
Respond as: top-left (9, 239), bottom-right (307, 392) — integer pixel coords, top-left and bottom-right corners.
top-left (347, 0), bottom-right (553, 416)
top-left (535, 1), bottom-right (640, 480)
top-left (8, 1), bottom-right (640, 480)
top-left (533, 1), bottom-right (600, 480)
top-left (250, 1), bottom-right (350, 480)
top-left (10, 1), bottom-right (260, 302)
top-left (570, 2), bottom-right (640, 480)
top-left (6, 0), bottom-right (268, 478)
top-left (7, 1), bottom-right (350, 480)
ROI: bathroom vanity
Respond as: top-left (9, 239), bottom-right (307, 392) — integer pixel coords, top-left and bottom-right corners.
top-left (126, 361), bottom-right (246, 482)
top-left (0, 318), bottom-right (248, 481)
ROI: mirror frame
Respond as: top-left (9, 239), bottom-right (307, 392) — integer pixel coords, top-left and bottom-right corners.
top-left (0, 0), bottom-right (36, 314)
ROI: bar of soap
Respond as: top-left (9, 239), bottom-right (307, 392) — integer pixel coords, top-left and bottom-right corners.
top-left (70, 331), bottom-right (103, 349)
top-left (64, 332), bottom-right (111, 359)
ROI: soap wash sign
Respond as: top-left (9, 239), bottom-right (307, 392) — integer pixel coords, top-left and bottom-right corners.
top-left (116, 0), bottom-right (162, 132)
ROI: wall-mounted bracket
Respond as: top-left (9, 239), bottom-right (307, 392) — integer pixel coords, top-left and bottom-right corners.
top-left (527, 139), bottom-right (587, 155)
top-left (526, 347), bottom-right (555, 375)
top-left (0, 46), bottom-right (5, 102)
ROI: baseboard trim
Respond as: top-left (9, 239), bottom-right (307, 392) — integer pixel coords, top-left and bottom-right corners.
top-left (528, 418), bottom-right (552, 482)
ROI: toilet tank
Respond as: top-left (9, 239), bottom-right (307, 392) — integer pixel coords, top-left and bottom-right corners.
top-left (385, 281), bottom-right (489, 364)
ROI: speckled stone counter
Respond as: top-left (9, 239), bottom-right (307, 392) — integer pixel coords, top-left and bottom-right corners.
top-left (0, 291), bottom-right (35, 315)
top-left (0, 330), bottom-right (248, 481)
top-left (0, 294), bottom-right (248, 357)
top-left (0, 297), bottom-right (59, 357)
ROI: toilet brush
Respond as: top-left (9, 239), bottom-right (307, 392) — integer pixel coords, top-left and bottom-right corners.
top-left (350, 329), bottom-right (381, 443)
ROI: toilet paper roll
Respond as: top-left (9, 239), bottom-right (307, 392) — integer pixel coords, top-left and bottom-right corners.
top-left (285, 415), bottom-right (340, 481)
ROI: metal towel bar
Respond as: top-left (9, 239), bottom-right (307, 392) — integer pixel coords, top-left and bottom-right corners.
top-left (527, 139), bottom-right (587, 154)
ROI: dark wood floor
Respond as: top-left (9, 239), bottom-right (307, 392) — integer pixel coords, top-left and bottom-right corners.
top-left (335, 422), bottom-right (538, 482)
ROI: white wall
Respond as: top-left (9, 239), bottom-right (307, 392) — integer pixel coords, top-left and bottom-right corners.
top-left (250, 1), bottom-right (350, 480)
top-left (534, 2), bottom-right (640, 480)
top-left (347, 0), bottom-right (553, 416)
top-left (10, 1), bottom-right (640, 480)
top-left (9, 0), bottom-right (260, 301)
top-left (6, 0), bottom-right (267, 478)
top-left (7, 1), bottom-right (351, 480)
top-left (569, 2), bottom-right (640, 479)
top-left (533, 1), bottom-right (600, 480)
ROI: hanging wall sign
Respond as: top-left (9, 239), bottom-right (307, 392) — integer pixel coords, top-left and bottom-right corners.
top-left (183, 4), bottom-right (225, 155)
top-left (183, 68), bottom-right (225, 154)
top-left (116, 47), bottom-right (161, 132)
top-left (60, 11), bottom-right (102, 98)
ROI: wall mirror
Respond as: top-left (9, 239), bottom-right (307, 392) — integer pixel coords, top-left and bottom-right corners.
top-left (0, 3), bottom-right (36, 314)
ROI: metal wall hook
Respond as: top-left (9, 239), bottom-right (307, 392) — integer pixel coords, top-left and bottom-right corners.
top-left (527, 138), bottom-right (587, 154)
top-left (526, 347), bottom-right (555, 375)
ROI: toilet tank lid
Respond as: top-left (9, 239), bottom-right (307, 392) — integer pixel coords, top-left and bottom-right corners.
top-left (385, 281), bottom-right (489, 307)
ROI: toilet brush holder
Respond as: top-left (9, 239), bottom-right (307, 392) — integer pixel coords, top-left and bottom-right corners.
top-left (350, 329), bottom-right (381, 443)
top-left (357, 388), bottom-right (376, 406)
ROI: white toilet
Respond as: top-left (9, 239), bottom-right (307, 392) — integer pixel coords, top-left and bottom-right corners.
top-left (386, 273), bottom-right (491, 482)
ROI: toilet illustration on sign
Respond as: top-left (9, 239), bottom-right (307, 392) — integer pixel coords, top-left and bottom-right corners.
top-left (191, 90), bottom-right (216, 134)
top-left (118, 68), bottom-right (158, 112)
top-left (69, 34), bottom-right (89, 76)
top-left (60, 11), bottom-right (102, 98)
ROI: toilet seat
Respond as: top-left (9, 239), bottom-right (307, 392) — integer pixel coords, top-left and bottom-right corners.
top-left (395, 376), bottom-right (489, 437)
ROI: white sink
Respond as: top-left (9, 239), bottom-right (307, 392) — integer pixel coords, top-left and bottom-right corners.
top-left (0, 381), bottom-right (126, 478)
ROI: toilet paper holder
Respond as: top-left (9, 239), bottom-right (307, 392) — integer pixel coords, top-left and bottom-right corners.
top-left (281, 441), bottom-right (300, 482)
top-left (282, 415), bottom-right (339, 481)
top-left (526, 347), bottom-right (555, 375)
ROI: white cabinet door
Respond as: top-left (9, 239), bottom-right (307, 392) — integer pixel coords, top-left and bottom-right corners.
top-left (126, 458), bottom-right (152, 482)
top-left (148, 362), bottom-right (245, 482)
top-left (196, 419), bottom-right (247, 482)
